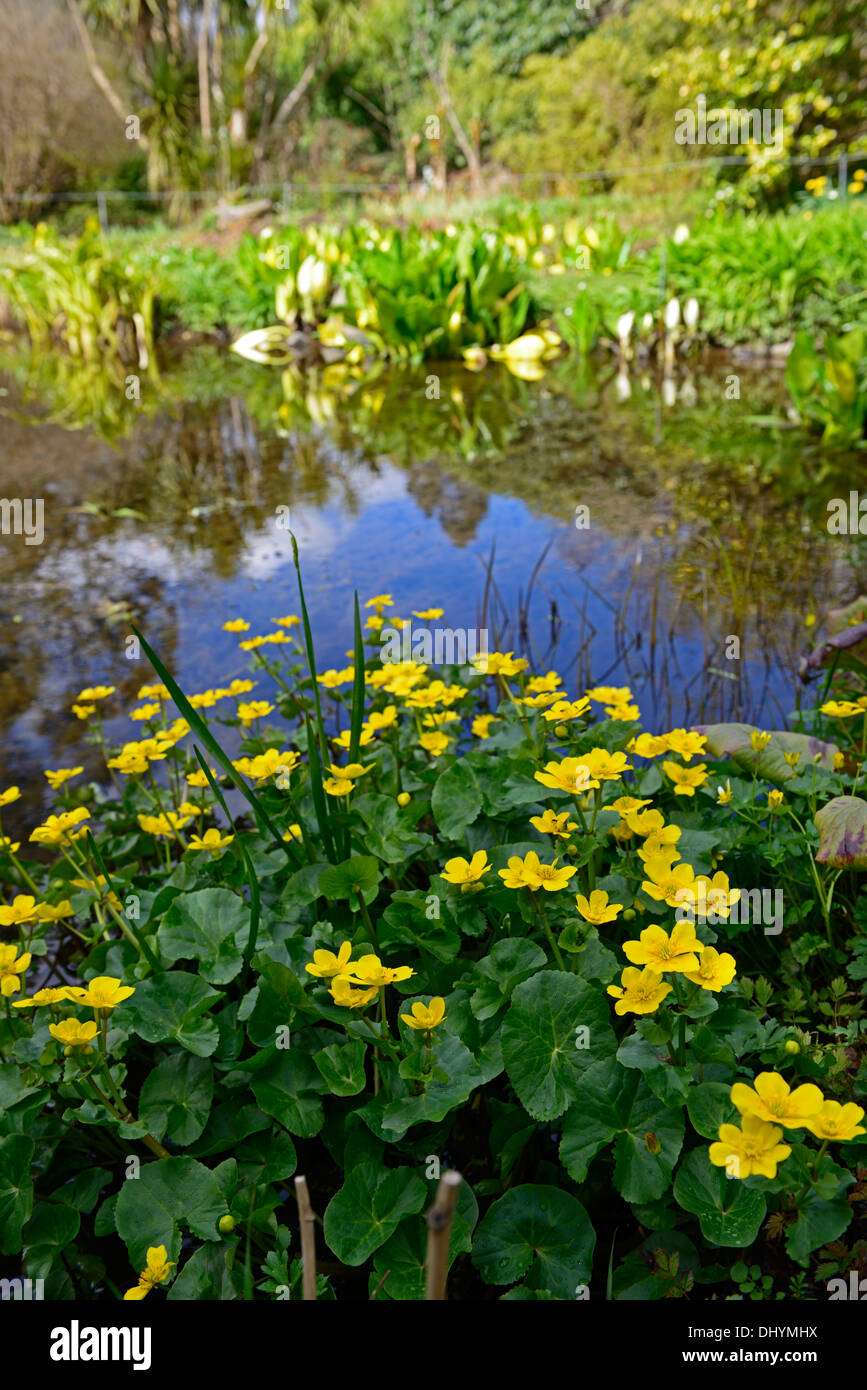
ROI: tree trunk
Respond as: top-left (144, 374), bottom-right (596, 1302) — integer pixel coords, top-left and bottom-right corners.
top-left (198, 0), bottom-right (214, 148)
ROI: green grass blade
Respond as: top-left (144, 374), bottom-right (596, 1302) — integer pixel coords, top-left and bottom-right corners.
top-left (131, 624), bottom-right (292, 857)
top-left (348, 590), bottom-right (366, 766)
top-left (305, 712), bottom-right (336, 863)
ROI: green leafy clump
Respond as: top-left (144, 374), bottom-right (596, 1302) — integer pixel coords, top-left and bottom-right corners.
top-left (1, 549), bottom-right (866, 1301)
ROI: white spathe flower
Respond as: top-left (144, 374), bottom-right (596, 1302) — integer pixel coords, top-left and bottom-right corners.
top-left (664, 297), bottom-right (681, 331)
top-left (297, 255), bottom-right (329, 299)
top-left (662, 376), bottom-right (677, 407)
top-left (642, 312), bottom-right (654, 334)
top-left (615, 371), bottom-right (632, 401)
top-left (673, 223), bottom-right (690, 244)
top-left (684, 297), bottom-right (699, 330)
top-left (616, 310), bottom-right (635, 343)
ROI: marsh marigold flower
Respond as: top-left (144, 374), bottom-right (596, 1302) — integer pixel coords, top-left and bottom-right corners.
top-left (663, 729), bottom-right (708, 762)
top-left (0, 786), bottom-right (21, 807)
top-left (641, 854), bottom-right (697, 908)
top-left (401, 997), bottom-right (446, 1031)
top-left (709, 1114), bottom-right (791, 1179)
top-left (803, 1101), bottom-right (865, 1142)
top-left (0, 944), bottom-right (31, 997)
top-left (622, 921), bottom-right (701, 973)
top-left (306, 942), bottom-right (354, 979)
top-left (440, 852), bottom-right (490, 886)
top-left (730, 1072), bottom-right (824, 1128)
top-left (44, 767), bottom-right (84, 789)
top-left (662, 761), bottom-right (709, 796)
top-left (187, 829), bottom-right (234, 854)
top-left (607, 966), bottom-right (672, 1016)
top-left (683, 946), bottom-right (737, 991)
top-left (530, 809), bottom-right (578, 839)
top-left (575, 889), bottom-right (623, 924)
top-left (123, 1246), bottom-right (176, 1301)
top-left (49, 1017), bottom-right (98, 1055)
top-left (0, 895), bottom-right (42, 926)
top-left (534, 757), bottom-right (599, 794)
top-left (77, 976), bottom-right (135, 1012)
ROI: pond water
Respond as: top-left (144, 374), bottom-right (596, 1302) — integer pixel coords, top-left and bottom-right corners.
top-left (1, 342), bottom-right (863, 838)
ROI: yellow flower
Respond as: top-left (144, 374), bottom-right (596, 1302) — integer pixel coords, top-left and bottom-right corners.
top-left (474, 651), bottom-right (528, 678)
top-left (49, 1017), bottom-right (99, 1055)
top-left (622, 921), bottom-right (701, 973)
top-left (637, 826), bottom-right (682, 863)
top-left (401, 997), bottom-right (446, 1030)
top-left (71, 704), bottom-right (96, 720)
top-left (716, 780), bottom-right (732, 805)
top-left (323, 776), bottom-right (354, 796)
top-left (138, 683), bottom-right (170, 701)
top-left (819, 701), bottom-right (864, 718)
top-left (498, 850), bottom-right (576, 892)
top-left (187, 828), bottom-right (234, 853)
top-left (14, 987), bottom-right (83, 1009)
top-left (730, 1072), bottom-right (824, 1128)
top-left (273, 614), bottom-right (300, 628)
top-left (690, 871), bottom-right (741, 919)
top-left (768, 789), bottom-right (784, 810)
top-left (44, 767), bottom-right (84, 789)
top-left (526, 671), bottom-right (562, 694)
top-left (0, 786), bottom-right (21, 807)
top-left (35, 900), bottom-right (73, 922)
top-left (641, 853), bottom-right (696, 907)
top-left (530, 809), bottom-right (578, 838)
top-left (624, 807), bottom-right (665, 836)
top-left (419, 731), bottom-right (450, 757)
top-left (412, 609), bottom-right (444, 621)
top-left (607, 966), bottom-right (672, 1016)
top-left (29, 807), bottom-right (91, 845)
top-left (626, 734), bottom-right (669, 758)
top-left (0, 895), bottom-right (42, 926)
top-left (282, 823), bottom-right (302, 842)
top-left (575, 890), bottom-right (623, 924)
top-left (784, 752), bottom-right (801, 769)
top-left (326, 762), bottom-right (371, 782)
top-left (472, 715), bottom-right (498, 739)
top-left (77, 976), bottom-right (136, 1012)
top-left (366, 614), bottom-right (384, 632)
top-left (663, 729), bottom-right (708, 762)
top-left (317, 667), bottom-right (355, 689)
top-left (709, 1114), bottom-right (791, 1179)
top-left (0, 944), bottom-right (31, 996)
top-left (750, 730), bottom-right (772, 750)
top-left (662, 761), bottom-right (708, 796)
top-left (339, 954), bottom-right (415, 989)
top-left (365, 706), bottom-right (398, 733)
top-left (803, 1101), bottom-right (866, 1142)
top-left (586, 685), bottom-right (633, 706)
top-left (683, 946), bottom-right (737, 991)
top-left (137, 812), bottom-right (191, 837)
top-left (306, 942), bottom-right (354, 979)
top-left (222, 619), bottom-right (250, 632)
top-left (440, 851), bottom-right (490, 885)
top-left (534, 757), bottom-right (599, 794)
top-left (519, 691), bottom-right (565, 709)
top-left (329, 975), bottom-right (379, 1009)
top-left (69, 875), bottom-right (121, 910)
top-left (0, 837), bottom-right (20, 854)
top-left (77, 686), bottom-right (115, 701)
top-left (123, 1245), bottom-right (176, 1301)
top-left (364, 593), bottom-right (393, 613)
top-left (540, 697), bottom-right (590, 723)
top-left (236, 701), bottom-right (274, 727)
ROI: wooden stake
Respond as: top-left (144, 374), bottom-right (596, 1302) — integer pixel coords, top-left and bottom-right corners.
top-left (425, 1170), bottom-right (462, 1301)
top-left (294, 1175), bottom-right (317, 1301)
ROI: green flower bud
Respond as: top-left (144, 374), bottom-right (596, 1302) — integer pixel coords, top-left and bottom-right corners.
top-left (218, 1214), bottom-right (236, 1234)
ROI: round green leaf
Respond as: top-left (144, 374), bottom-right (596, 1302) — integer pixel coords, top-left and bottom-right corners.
top-left (472, 1184), bottom-right (595, 1298)
top-left (673, 1148), bottom-right (766, 1247)
top-left (139, 1053), bottom-right (214, 1146)
top-left (115, 1156), bottom-right (226, 1271)
top-left (502, 970), bottom-right (616, 1120)
top-left (560, 1059), bottom-right (684, 1202)
top-left (158, 887), bottom-right (247, 984)
top-left (323, 1163), bottom-right (427, 1266)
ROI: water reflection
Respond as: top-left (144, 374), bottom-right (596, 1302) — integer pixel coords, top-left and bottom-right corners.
top-left (1, 343), bottom-right (863, 835)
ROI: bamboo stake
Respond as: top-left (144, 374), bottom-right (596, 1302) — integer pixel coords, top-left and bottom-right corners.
top-left (294, 1175), bottom-right (317, 1301)
top-left (425, 1170), bottom-right (462, 1301)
